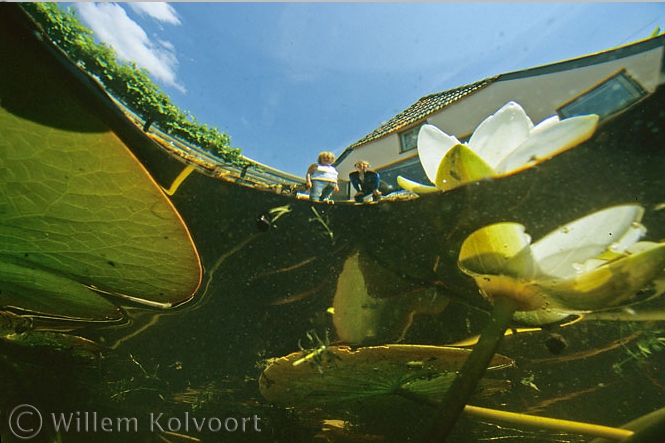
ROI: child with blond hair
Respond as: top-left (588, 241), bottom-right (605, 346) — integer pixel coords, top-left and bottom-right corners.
top-left (306, 151), bottom-right (339, 203)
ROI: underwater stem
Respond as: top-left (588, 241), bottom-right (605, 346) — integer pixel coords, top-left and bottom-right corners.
top-left (425, 296), bottom-right (516, 442)
top-left (396, 390), bottom-right (633, 440)
top-left (618, 405), bottom-right (665, 443)
top-left (463, 405), bottom-right (633, 440)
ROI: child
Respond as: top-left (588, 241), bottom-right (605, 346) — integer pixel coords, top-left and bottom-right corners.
top-left (306, 151), bottom-right (339, 203)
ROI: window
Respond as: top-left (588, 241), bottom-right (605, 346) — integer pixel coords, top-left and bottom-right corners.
top-left (399, 124), bottom-right (423, 153)
top-left (558, 70), bottom-right (647, 120)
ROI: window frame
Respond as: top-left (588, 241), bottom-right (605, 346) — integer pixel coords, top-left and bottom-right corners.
top-left (399, 123), bottom-right (424, 153)
top-left (557, 69), bottom-right (647, 121)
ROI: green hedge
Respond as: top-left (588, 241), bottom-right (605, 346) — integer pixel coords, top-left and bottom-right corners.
top-left (21, 3), bottom-right (246, 166)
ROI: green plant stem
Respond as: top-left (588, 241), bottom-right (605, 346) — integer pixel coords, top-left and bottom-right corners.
top-left (612, 405), bottom-right (665, 443)
top-left (463, 405), bottom-right (633, 440)
top-left (425, 296), bottom-right (517, 443)
top-left (397, 390), bottom-right (633, 440)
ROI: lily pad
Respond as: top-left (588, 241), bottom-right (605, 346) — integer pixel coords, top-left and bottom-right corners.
top-left (0, 16), bottom-right (202, 322)
top-left (259, 344), bottom-right (513, 409)
top-left (332, 251), bottom-right (448, 344)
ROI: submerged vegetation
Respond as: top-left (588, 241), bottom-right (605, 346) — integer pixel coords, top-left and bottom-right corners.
top-left (20, 2), bottom-right (247, 167)
top-left (613, 322), bottom-right (665, 375)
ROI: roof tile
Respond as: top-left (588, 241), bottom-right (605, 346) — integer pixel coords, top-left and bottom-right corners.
top-left (347, 77), bottom-right (496, 150)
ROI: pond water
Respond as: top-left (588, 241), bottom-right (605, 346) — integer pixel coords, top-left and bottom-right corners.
top-left (2, 4), bottom-right (665, 443)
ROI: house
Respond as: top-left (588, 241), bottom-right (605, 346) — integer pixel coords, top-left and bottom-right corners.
top-left (335, 33), bottom-right (665, 198)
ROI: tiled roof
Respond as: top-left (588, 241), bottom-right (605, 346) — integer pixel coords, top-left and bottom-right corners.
top-left (346, 77), bottom-right (496, 150)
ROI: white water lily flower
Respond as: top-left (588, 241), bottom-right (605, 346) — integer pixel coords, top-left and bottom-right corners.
top-left (397, 101), bottom-right (599, 193)
top-left (458, 205), bottom-right (665, 321)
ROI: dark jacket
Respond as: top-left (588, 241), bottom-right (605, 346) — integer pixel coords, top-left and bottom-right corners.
top-left (349, 170), bottom-right (380, 194)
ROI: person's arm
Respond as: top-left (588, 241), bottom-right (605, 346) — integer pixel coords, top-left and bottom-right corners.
top-left (333, 169), bottom-right (339, 192)
top-left (306, 163), bottom-right (318, 188)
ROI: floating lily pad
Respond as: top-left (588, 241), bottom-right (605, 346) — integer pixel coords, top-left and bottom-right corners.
top-left (0, 15), bottom-right (202, 323)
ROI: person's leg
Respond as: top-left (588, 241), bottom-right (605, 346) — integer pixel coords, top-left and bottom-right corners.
top-left (320, 183), bottom-right (335, 202)
top-left (372, 189), bottom-right (382, 202)
top-left (309, 180), bottom-right (324, 201)
top-left (363, 181), bottom-right (381, 202)
top-left (355, 190), bottom-right (373, 203)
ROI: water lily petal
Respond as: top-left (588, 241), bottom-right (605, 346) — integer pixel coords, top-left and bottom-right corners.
top-left (458, 222), bottom-right (536, 278)
top-left (540, 241), bottom-right (665, 312)
top-left (575, 222), bottom-right (649, 273)
top-left (458, 205), bottom-right (664, 315)
top-left (458, 223), bottom-right (545, 311)
top-left (468, 101), bottom-right (534, 169)
top-left (494, 114), bottom-right (599, 174)
top-left (529, 114), bottom-right (561, 135)
top-left (531, 205), bottom-right (644, 279)
top-left (435, 144), bottom-right (495, 191)
top-left (396, 175), bottom-right (439, 194)
top-left (417, 124), bottom-right (461, 184)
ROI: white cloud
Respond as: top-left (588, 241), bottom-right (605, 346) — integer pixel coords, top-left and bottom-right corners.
top-left (76, 3), bottom-right (185, 93)
top-left (128, 2), bottom-right (181, 25)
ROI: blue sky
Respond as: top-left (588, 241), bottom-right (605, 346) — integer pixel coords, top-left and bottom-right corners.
top-left (68, 2), bottom-right (665, 177)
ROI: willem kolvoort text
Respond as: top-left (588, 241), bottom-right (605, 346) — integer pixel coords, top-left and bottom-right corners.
top-left (50, 411), bottom-right (262, 433)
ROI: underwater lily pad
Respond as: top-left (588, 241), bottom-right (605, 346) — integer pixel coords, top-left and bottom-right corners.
top-left (332, 251), bottom-right (449, 344)
top-left (0, 14), bottom-right (202, 322)
top-left (259, 344), bottom-right (512, 409)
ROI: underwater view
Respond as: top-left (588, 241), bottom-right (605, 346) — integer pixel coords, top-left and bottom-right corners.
top-left (2, 3), bottom-right (665, 443)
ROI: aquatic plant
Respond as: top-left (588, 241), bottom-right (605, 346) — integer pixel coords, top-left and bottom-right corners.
top-left (613, 322), bottom-right (665, 376)
top-left (259, 344), bottom-right (512, 408)
top-left (459, 204), bottom-right (665, 315)
top-left (397, 101), bottom-right (599, 193)
top-left (259, 344), bottom-right (637, 441)
top-left (427, 204), bottom-right (665, 441)
top-left (0, 10), bottom-right (202, 323)
top-left (332, 251), bottom-right (448, 344)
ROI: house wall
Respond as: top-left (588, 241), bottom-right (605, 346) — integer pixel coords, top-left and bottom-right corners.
top-left (429, 45), bottom-right (664, 135)
top-left (337, 42), bottom-right (665, 196)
